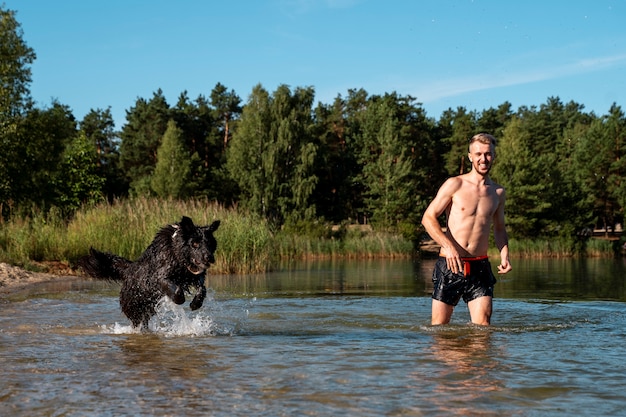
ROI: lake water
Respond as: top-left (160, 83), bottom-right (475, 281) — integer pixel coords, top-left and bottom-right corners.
top-left (1, 257), bottom-right (626, 416)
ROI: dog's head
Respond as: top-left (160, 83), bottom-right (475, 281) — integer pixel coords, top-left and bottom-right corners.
top-left (173, 216), bottom-right (221, 275)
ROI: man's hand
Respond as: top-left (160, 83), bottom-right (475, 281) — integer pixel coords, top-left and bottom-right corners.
top-left (497, 259), bottom-right (512, 274)
top-left (444, 248), bottom-right (463, 275)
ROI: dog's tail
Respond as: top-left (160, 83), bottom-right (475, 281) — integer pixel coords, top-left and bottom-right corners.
top-left (78, 248), bottom-right (131, 282)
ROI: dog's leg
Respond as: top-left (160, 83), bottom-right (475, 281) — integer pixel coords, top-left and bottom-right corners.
top-left (189, 275), bottom-right (206, 311)
top-left (160, 280), bottom-right (185, 304)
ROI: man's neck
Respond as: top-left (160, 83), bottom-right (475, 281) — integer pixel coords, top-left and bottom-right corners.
top-left (467, 170), bottom-right (491, 185)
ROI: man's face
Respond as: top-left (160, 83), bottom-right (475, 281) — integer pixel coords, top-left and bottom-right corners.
top-left (468, 141), bottom-right (495, 175)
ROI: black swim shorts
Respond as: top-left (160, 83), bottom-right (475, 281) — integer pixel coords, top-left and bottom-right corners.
top-left (431, 257), bottom-right (497, 306)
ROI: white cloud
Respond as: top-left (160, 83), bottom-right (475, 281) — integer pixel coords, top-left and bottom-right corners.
top-left (416, 53), bottom-right (626, 102)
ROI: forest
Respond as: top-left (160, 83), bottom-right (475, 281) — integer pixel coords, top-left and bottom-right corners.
top-left (1, 6), bottom-right (625, 250)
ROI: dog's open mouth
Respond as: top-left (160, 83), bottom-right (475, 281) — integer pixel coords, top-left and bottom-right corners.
top-left (187, 264), bottom-right (205, 275)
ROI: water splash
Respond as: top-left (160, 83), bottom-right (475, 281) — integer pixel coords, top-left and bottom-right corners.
top-left (103, 322), bottom-right (140, 334)
top-left (149, 297), bottom-right (218, 337)
top-left (100, 296), bottom-right (235, 337)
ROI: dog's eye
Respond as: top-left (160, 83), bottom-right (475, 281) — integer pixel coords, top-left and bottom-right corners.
top-left (191, 240), bottom-right (200, 248)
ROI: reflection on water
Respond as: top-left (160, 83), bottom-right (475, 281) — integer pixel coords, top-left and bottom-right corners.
top-left (425, 328), bottom-right (504, 416)
top-left (496, 257), bottom-right (626, 301)
top-left (210, 257), bottom-right (434, 298)
top-left (1, 258), bottom-right (626, 416)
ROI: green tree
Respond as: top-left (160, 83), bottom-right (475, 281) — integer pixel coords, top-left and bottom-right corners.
top-left (54, 132), bottom-right (105, 215)
top-left (170, 91), bottom-right (216, 198)
top-left (341, 88), bottom-right (371, 223)
top-left (520, 97), bottom-right (592, 237)
top-left (210, 82), bottom-right (242, 148)
top-left (311, 95), bottom-right (355, 223)
top-left (151, 119), bottom-right (196, 199)
top-left (392, 95), bottom-right (438, 223)
top-left (606, 105), bottom-right (626, 224)
top-left (226, 84), bottom-right (317, 226)
top-left (554, 120), bottom-right (594, 240)
top-left (491, 116), bottom-right (552, 237)
top-left (355, 93), bottom-right (438, 229)
top-left (80, 108), bottom-right (126, 199)
top-left (0, 6), bottom-right (34, 122)
top-left (441, 107), bottom-right (477, 175)
top-left (208, 83), bottom-right (242, 204)
top-left (316, 89), bottom-right (437, 230)
top-left (359, 99), bottom-right (413, 227)
top-left (10, 103), bottom-right (77, 213)
top-left (271, 85), bottom-right (318, 225)
top-left (226, 84), bottom-right (271, 219)
top-left (476, 102), bottom-right (513, 139)
top-left (488, 97), bottom-right (597, 239)
top-left (0, 5), bottom-right (36, 216)
top-left (120, 89), bottom-right (170, 196)
top-left (573, 104), bottom-right (626, 232)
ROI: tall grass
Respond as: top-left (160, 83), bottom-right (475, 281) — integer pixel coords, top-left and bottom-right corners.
top-left (0, 198), bottom-right (415, 274)
top-left (273, 227), bottom-right (414, 259)
top-left (497, 237), bottom-right (618, 258)
top-left (0, 198), bottom-right (270, 273)
top-left (1, 198), bottom-right (620, 274)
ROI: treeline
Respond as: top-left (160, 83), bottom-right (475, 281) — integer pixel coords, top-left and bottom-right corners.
top-left (1, 6), bottom-right (625, 244)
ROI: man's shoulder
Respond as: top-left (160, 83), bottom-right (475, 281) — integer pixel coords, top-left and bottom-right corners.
top-left (440, 176), bottom-right (464, 193)
top-left (490, 180), bottom-right (505, 191)
top-left (444, 176), bottom-right (464, 186)
top-left (486, 179), bottom-right (506, 200)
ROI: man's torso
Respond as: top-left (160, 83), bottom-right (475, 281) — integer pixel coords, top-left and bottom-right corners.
top-left (445, 174), bottom-right (501, 257)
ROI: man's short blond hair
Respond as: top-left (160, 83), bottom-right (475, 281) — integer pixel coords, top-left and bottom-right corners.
top-left (469, 133), bottom-right (496, 148)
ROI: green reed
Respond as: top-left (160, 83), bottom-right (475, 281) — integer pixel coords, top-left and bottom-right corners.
top-left (0, 198), bottom-right (416, 274)
top-left (0, 198), bottom-right (262, 273)
top-left (272, 224), bottom-right (415, 260)
top-left (499, 237), bottom-right (618, 258)
top-left (2, 199), bottom-right (619, 274)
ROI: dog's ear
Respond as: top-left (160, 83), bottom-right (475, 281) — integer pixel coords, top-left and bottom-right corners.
top-left (179, 216), bottom-right (195, 235)
top-left (207, 220), bottom-right (220, 232)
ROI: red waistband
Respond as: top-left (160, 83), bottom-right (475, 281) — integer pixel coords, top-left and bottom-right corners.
top-left (461, 255), bottom-right (488, 277)
top-left (461, 255), bottom-right (488, 262)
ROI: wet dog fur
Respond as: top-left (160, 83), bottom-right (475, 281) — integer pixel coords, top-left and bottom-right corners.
top-left (79, 216), bottom-right (220, 329)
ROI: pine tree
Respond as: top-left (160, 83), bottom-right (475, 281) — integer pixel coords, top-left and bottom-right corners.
top-left (358, 99), bottom-right (413, 228)
top-left (151, 120), bottom-right (195, 199)
top-left (119, 90), bottom-right (170, 196)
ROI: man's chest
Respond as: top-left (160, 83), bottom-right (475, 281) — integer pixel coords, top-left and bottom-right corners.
top-left (451, 187), bottom-right (499, 217)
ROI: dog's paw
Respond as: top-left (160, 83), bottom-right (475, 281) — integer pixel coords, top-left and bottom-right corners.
top-left (172, 287), bottom-right (185, 305)
top-left (189, 287), bottom-right (206, 311)
top-left (189, 297), bottom-right (203, 311)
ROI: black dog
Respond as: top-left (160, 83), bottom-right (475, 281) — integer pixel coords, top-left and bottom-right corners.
top-left (79, 216), bottom-right (220, 329)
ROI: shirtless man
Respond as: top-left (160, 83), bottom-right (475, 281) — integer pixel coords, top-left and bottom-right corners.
top-left (421, 133), bottom-right (511, 325)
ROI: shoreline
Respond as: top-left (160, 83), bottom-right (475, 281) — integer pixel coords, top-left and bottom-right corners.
top-left (0, 263), bottom-right (83, 296)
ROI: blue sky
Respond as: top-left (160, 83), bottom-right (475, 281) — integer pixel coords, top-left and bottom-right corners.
top-left (9, 0), bottom-right (626, 129)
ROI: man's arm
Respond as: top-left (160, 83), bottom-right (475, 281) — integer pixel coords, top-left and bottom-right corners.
top-left (421, 178), bottom-right (464, 274)
top-left (493, 188), bottom-right (512, 274)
